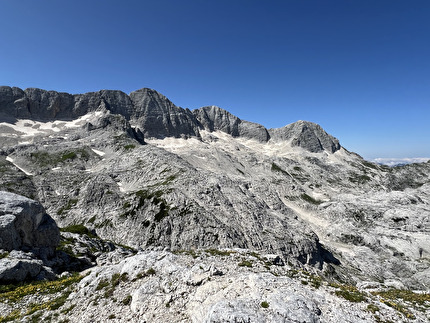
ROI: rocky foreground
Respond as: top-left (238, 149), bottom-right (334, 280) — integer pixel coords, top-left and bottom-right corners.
top-left (0, 86), bottom-right (429, 322)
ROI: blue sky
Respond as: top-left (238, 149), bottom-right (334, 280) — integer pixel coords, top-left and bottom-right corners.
top-left (1, 0), bottom-right (429, 159)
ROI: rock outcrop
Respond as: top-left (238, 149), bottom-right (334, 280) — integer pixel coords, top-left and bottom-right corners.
top-left (0, 86), bottom-right (341, 153)
top-left (0, 191), bottom-right (60, 256)
top-left (0, 191), bottom-right (61, 282)
top-left (269, 120), bottom-right (341, 153)
top-left (0, 86), bottom-right (429, 322)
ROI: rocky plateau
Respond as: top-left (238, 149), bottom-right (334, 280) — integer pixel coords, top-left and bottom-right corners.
top-left (0, 86), bottom-right (429, 322)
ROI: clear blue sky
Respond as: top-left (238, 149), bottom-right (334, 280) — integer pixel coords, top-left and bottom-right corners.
top-left (1, 0), bottom-right (429, 159)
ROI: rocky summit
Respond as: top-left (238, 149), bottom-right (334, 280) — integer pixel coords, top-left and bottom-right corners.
top-left (0, 86), bottom-right (429, 322)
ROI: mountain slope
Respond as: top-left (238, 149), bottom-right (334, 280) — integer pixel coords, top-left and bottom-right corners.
top-left (0, 86), bottom-right (429, 322)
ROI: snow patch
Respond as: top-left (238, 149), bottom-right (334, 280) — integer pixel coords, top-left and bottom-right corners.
top-left (92, 149), bottom-right (105, 156)
top-left (5, 156), bottom-right (34, 176)
top-left (0, 111), bottom-right (106, 137)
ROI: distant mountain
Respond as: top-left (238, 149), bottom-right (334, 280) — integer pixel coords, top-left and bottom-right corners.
top-left (1, 86), bottom-right (429, 322)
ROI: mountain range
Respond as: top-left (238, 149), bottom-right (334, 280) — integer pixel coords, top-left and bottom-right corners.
top-left (0, 86), bottom-right (429, 322)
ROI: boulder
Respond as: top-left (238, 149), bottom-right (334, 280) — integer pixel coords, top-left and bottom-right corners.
top-left (0, 191), bottom-right (60, 257)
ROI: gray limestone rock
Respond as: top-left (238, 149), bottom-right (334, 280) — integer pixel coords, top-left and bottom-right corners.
top-left (194, 106), bottom-right (270, 142)
top-left (0, 86), bottom-right (26, 121)
top-left (269, 120), bottom-right (341, 153)
top-left (0, 191), bottom-right (60, 257)
top-left (130, 88), bottom-right (201, 138)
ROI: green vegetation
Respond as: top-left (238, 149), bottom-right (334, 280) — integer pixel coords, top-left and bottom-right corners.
top-left (57, 199), bottom-right (78, 215)
top-left (330, 283), bottom-right (366, 303)
top-left (95, 273), bottom-right (129, 299)
top-left (0, 252), bottom-right (9, 259)
top-left (30, 148), bottom-right (91, 167)
top-left (366, 304), bottom-right (380, 314)
top-left (60, 224), bottom-right (96, 238)
top-left (371, 289), bottom-right (429, 318)
top-left (133, 268), bottom-right (156, 281)
top-left (362, 160), bottom-right (379, 170)
top-left (94, 219), bottom-right (113, 229)
top-left (0, 273), bottom-right (83, 302)
top-left (372, 289), bottom-right (430, 306)
top-left (261, 301), bottom-right (270, 308)
top-left (173, 249), bottom-right (199, 259)
top-left (301, 193), bottom-right (322, 205)
top-left (0, 274), bottom-right (83, 322)
top-left (121, 189), bottom-right (170, 222)
top-left (238, 260), bottom-right (253, 268)
top-left (271, 162), bottom-right (288, 175)
top-left (205, 249), bottom-right (234, 257)
top-left (122, 295), bottom-right (132, 306)
top-left (124, 144), bottom-right (136, 150)
top-left (348, 174), bottom-right (371, 184)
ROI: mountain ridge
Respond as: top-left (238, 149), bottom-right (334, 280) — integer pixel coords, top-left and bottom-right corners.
top-left (0, 86), bottom-right (341, 154)
top-left (0, 85), bottom-right (429, 322)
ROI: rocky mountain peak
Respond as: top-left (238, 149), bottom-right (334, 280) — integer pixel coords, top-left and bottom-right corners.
top-left (0, 86), bottom-right (341, 153)
top-left (269, 120), bottom-right (341, 153)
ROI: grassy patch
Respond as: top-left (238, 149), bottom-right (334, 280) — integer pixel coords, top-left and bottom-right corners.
top-left (31, 149), bottom-right (91, 167)
top-left (330, 283), bottom-right (366, 303)
top-left (372, 289), bottom-right (429, 318)
top-left (121, 189), bottom-right (170, 221)
top-left (367, 304), bottom-right (380, 314)
top-left (57, 199), bottom-right (78, 216)
top-left (60, 224), bottom-right (96, 238)
top-left (133, 268), bottom-right (156, 281)
top-left (0, 274), bottom-right (83, 321)
top-left (0, 252), bottom-right (9, 259)
top-left (271, 163), bottom-right (288, 175)
top-left (173, 249), bottom-right (199, 259)
top-left (205, 249), bottom-right (234, 257)
top-left (124, 144), bottom-right (136, 150)
top-left (238, 260), bottom-right (253, 268)
top-left (0, 273), bottom-right (83, 302)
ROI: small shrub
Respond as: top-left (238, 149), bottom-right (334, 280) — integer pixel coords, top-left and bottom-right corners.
top-left (122, 295), bottom-right (132, 306)
top-left (261, 301), bottom-right (269, 308)
top-left (108, 314), bottom-right (116, 319)
top-left (60, 224), bottom-right (96, 238)
top-left (331, 283), bottom-right (366, 303)
top-left (146, 268), bottom-right (156, 276)
top-left (95, 279), bottom-right (109, 291)
top-left (367, 304), bottom-right (379, 314)
top-left (205, 249), bottom-right (233, 257)
top-left (124, 144), bottom-right (136, 150)
top-left (271, 163), bottom-right (288, 175)
top-left (57, 199), bottom-right (79, 216)
top-left (238, 260), bottom-right (253, 268)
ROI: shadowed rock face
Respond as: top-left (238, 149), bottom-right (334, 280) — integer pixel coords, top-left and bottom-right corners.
top-left (269, 120), bottom-right (341, 153)
top-left (193, 106), bottom-right (270, 142)
top-left (0, 86), bottom-right (340, 153)
top-left (0, 191), bottom-right (60, 256)
top-left (129, 88), bottom-right (201, 139)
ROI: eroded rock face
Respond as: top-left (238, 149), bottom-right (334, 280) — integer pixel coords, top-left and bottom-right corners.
top-left (269, 120), bottom-right (341, 153)
top-left (0, 191), bottom-right (60, 257)
top-left (0, 86), bottom-right (341, 153)
top-left (193, 106), bottom-right (270, 142)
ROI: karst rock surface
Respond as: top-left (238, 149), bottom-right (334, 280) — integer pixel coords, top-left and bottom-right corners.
top-left (0, 86), bottom-right (429, 322)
